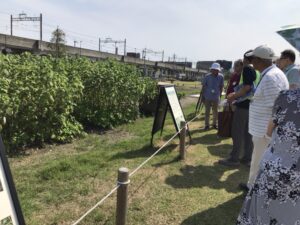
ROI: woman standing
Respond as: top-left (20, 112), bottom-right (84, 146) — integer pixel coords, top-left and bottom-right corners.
top-left (237, 89), bottom-right (300, 225)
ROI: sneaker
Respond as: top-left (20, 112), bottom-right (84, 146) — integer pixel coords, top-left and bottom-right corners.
top-left (212, 125), bottom-right (218, 129)
top-left (218, 158), bottom-right (240, 167)
top-left (239, 183), bottom-right (249, 192)
top-left (204, 126), bottom-right (209, 131)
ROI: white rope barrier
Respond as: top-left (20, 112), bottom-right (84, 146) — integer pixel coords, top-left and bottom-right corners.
top-left (70, 106), bottom-right (203, 224)
top-left (129, 106), bottom-right (204, 178)
top-left (186, 108), bottom-right (203, 126)
top-left (71, 185), bottom-right (120, 225)
top-left (129, 130), bottom-right (180, 177)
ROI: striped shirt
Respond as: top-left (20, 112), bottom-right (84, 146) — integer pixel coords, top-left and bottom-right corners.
top-left (249, 64), bottom-right (289, 137)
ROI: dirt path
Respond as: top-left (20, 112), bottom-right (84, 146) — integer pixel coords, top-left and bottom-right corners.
top-left (180, 95), bottom-right (198, 108)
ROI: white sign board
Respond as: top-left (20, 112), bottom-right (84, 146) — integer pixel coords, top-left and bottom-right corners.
top-left (0, 159), bottom-right (17, 225)
top-left (165, 86), bottom-right (185, 131)
top-left (0, 137), bottom-right (25, 225)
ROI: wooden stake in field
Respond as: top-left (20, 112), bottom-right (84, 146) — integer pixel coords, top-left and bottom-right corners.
top-left (116, 167), bottom-right (129, 225)
top-left (180, 121), bottom-right (186, 160)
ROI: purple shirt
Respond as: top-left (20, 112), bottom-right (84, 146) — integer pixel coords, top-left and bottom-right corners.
top-left (226, 72), bottom-right (241, 97)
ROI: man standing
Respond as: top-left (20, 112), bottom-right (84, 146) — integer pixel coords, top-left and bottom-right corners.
top-left (202, 62), bottom-right (224, 130)
top-left (225, 59), bottom-right (243, 97)
top-left (277, 49), bottom-right (300, 89)
top-left (218, 51), bottom-right (257, 167)
top-left (243, 45), bottom-right (289, 190)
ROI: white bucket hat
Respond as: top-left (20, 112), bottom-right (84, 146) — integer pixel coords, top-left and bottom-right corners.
top-left (245, 45), bottom-right (277, 60)
top-left (210, 62), bottom-right (221, 71)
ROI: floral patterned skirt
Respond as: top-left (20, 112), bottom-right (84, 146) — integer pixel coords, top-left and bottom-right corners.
top-left (236, 149), bottom-right (300, 225)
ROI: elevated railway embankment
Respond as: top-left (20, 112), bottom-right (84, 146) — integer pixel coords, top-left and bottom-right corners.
top-left (0, 33), bottom-right (207, 79)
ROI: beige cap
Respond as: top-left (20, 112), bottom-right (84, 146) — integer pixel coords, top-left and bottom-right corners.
top-left (245, 45), bottom-right (277, 60)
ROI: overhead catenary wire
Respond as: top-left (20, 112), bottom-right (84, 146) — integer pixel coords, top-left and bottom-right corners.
top-left (0, 10), bottom-right (198, 64)
top-left (44, 22), bottom-right (172, 59)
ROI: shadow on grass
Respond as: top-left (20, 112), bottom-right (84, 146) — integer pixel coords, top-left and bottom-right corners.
top-left (152, 155), bottom-right (181, 167)
top-left (165, 164), bottom-right (245, 193)
top-left (129, 155), bottom-right (180, 198)
top-left (207, 144), bottom-right (232, 158)
top-left (180, 195), bottom-right (244, 225)
top-left (191, 133), bottom-right (222, 145)
top-left (161, 133), bottom-right (180, 142)
top-left (109, 143), bottom-right (178, 160)
top-left (189, 128), bottom-right (214, 136)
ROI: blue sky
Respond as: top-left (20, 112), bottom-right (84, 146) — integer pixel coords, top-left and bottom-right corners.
top-left (1, 0), bottom-right (300, 64)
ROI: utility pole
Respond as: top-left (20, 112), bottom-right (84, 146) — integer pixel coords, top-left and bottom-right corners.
top-left (10, 15), bottom-right (12, 36)
top-left (40, 13), bottom-right (42, 46)
top-left (173, 54), bottom-right (176, 78)
top-left (40, 13), bottom-right (43, 44)
top-left (101, 38), bottom-right (126, 55)
top-left (142, 48), bottom-right (146, 76)
top-left (10, 13), bottom-right (43, 49)
top-left (141, 48), bottom-right (164, 76)
top-left (124, 38), bottom-right (126, 56)
top-left (99, 38), bottom-right (101, 51)
top-left (79, 41), bottom-right (82, 56)
top-left (142, 48), bottom-right (164, 61)
top-left (74, 40), bottom-right (77, 47)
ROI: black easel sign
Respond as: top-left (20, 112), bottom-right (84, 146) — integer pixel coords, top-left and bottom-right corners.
top-left (0, 136), bottom-right (25, 225)
top-left (151, 85), bottom-right (191, 144)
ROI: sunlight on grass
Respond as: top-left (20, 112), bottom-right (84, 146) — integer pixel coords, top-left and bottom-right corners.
top-left (9, 99), bottom-right (248, 225)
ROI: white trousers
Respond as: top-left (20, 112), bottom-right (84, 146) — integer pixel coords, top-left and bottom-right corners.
top-left (247, 135), bottom-right (270, 187)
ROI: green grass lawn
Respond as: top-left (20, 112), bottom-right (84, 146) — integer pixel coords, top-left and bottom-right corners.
top-left (9, 102), bottom-right (248, 225)
top-left (173, 81), bottom-right (201, 96)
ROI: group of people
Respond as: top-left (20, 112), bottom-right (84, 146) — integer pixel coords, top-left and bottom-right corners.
top-left (201, 45), bottom-right (300, 224)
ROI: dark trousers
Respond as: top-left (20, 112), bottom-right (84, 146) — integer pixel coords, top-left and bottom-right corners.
top-left (229, 106), bottom-right (253, 162)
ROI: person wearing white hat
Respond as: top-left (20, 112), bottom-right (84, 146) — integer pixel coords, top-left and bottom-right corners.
top-left (201, 62), bottom-right (224, 130)
top-left (240, 45), bottom-right (289, 192)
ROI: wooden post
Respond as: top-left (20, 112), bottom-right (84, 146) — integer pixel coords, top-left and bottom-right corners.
top-left (116, 167), bottom-right (129, 225)
top-left (180, 121), bottom-right (186, 160)
top-left (40, 13), bottom-right (42, 50)
top-left (10, 15), bottom-right (13, 36)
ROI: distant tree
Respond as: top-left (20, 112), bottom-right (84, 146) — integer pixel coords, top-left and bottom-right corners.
top-left (49, 27), bottom-right (66, 57)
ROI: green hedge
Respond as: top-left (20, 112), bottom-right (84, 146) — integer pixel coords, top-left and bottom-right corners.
top-left (0, 53), bottom-right (83, 150)
top-left (0, 53), bottom-right (157, 151)
top-left (75, 59), bottom-right (148, 127)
